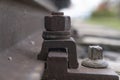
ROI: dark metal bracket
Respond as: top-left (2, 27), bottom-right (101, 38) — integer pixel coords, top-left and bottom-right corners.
top-left (37, 12), bottom-right (119, 80)
top-left (37, 12), bottom-right (78, 69)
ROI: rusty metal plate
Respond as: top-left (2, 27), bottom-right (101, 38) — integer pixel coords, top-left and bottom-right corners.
top-left (43, 52), bottom-right (119, 80)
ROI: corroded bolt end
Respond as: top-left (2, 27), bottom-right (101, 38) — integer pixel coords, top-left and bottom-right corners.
top-left (88, 46), bottom-right (103, 60)
top-left (81, 45), bottom-right (108, 69)
top-left (51, 12), bottom-right (64, 15)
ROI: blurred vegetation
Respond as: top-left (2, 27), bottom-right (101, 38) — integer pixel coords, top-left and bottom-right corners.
top-left (87, 17), bottom-right (120, 30)
top-left (91, 9), bottom-right (116, 17)
top-left (87, 9), bottom-right (120, 30)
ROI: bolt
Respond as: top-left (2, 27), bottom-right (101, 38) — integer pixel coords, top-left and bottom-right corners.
top-left (88, 46), bottom-right (103, 60)
top-left (81, 46), bottom-right (108, 68)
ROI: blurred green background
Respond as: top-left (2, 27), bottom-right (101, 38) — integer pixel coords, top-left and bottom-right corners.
top-left (87, 0), bottom-right (120, 30)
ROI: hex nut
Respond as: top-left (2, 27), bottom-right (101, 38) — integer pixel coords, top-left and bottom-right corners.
top-left (44, 13), bottom-right (71, 31)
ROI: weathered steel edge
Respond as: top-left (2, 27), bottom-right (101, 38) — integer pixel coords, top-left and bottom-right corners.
top-left (17, 0), bottom-right (57, 11)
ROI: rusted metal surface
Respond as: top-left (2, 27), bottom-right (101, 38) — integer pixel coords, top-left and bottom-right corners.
top-left (0, 0), bottom-right (57, 80)
top-left (42, 50), bottom-right (119, 80)
top-left (0, 0), bottom-right (49, 52)
top-left (38, 12), bottom-right (78, 69)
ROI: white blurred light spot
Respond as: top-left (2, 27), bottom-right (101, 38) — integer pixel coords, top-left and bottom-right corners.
top-left (60, 0), bottom-right (103, 19)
